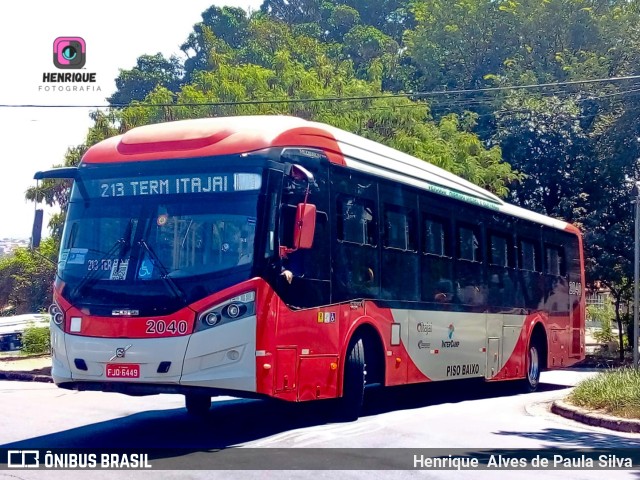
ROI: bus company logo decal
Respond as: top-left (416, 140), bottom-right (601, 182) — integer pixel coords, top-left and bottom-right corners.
top-left (416, 321), bottom-right (432, 334)
top-left (441, 324), bottom-right (460, 348)
top-left (38, 36), bottom-right (102, 93)
top-left (417, 340), bottom-right (431, 349)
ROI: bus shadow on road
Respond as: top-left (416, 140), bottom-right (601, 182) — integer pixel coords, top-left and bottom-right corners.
top-left (0, 379), bottom-right (568, 454)
top-left (361, 378), bottom-right (568, 417)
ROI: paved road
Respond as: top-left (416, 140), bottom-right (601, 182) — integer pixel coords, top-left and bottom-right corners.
top-left (0, 369), bottom-right (638, 480)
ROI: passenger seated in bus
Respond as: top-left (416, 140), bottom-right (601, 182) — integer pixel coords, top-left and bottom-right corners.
top-left (434, 278), bottom-right (454, 303)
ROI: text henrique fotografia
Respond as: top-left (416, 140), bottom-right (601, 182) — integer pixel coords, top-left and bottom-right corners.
top-left (40, 72), bottom-right (100, 93)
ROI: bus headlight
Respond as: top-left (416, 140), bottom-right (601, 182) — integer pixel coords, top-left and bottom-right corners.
top-left (204, 312), bottom-right (221, 327)
top-left (196, 291), bottom-right (255, 332)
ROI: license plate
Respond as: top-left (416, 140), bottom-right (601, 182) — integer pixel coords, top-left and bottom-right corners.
top-left (106, 363), bottom-right (140, 378)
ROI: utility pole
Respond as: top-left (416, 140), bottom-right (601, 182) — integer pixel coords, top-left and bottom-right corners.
top-left (633, 182), bottom-right (640, 368)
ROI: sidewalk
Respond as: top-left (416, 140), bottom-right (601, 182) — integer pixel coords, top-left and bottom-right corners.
top-left (0, 354), bottom-right (52, 382)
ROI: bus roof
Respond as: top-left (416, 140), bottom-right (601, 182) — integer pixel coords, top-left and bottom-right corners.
top-left (81, 115), bottom-right (576, 234)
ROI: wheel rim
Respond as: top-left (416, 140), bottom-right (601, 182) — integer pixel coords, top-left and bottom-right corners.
top-left (528, 346), bottom-right (539, 387)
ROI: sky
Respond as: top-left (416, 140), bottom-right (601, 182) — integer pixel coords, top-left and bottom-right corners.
top-left (0, 0), bottom-right (262, 240)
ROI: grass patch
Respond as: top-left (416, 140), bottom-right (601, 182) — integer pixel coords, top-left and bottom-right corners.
top-left (568, 368), bottom-right (640, 419)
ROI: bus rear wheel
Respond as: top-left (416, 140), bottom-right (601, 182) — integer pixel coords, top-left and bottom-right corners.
top-left (338, 337), bottom-right (366, 422)
top-left (185, 394), bottom-right (211, 416)
top-left (522, 341), bottom-right (541, 392)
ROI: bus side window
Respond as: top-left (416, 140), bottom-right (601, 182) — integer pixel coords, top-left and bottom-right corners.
top-left (422, 214), bottom-right (454, 303)
top-left (519, 239), bottom-right (540, 272)
top-left (334, 194), bottom-right (379, 299)
top-left (544, 244), bottom-right (565, 276)
top-left (488, 232), bottom-right (515, 308)
top-left (381, 204), bottom-right (418, 300)
top-left (337, 195), bottom-right (376, 246)
top-left (458, 224), bottom-right (481, 262)
top-left (456, 222), bottom-right (483, 305)
top-left (518, 237), bottom-right (543, 309)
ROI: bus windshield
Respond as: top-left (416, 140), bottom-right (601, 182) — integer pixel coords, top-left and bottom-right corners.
top-left (57, 167), bottom-right (264, 316)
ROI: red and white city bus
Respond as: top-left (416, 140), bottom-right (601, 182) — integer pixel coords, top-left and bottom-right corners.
top-left (34, 115), bottom-right (585, 418)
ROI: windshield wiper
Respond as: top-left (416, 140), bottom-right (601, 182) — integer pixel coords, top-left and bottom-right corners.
top-left (138, 239), bottom-right (187, 305)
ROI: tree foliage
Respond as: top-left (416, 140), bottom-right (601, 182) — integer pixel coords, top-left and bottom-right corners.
top-left (0, 238), bottom-right (58, 314)
top-left (20, 0), bottom-right (640, 309)
top-left (108, 54), bottom-right (183, 106)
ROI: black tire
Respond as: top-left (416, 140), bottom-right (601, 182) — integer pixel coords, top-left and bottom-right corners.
top-left (185, 394), bottom-right (211, 416)
top-left (338, 337), bottom-right (366, 421)
top-left (522, 340), bottom-right (541, 392)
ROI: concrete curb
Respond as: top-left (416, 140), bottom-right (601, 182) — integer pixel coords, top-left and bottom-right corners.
top-left (552, 400), bottom-right (640, 434)
top-left (0, 371), bottom-right (52, 383)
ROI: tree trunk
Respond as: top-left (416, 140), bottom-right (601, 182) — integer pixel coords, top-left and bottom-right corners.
top-left (615, 296), bottom-right (625, 362)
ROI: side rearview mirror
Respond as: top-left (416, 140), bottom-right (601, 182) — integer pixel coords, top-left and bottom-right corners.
top-left (280, 202), bottom-right (317, 258)
top-left (293, 203), bottom-right (316, 250)
top-left (31, 166), bottom-right (80, 249)
top-left (31, 209), bottom-right (43, 249)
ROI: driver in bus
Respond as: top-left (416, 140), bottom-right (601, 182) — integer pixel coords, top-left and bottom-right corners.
top-left (280, 251), bottom-right (304, 284)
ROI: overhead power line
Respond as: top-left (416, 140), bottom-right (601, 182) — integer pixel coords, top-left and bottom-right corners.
top-left (3, 74), bottom-right (640, 109)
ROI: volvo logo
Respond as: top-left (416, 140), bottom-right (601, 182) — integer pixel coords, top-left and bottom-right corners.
top-left (110, 344), bottom-right (132, 361)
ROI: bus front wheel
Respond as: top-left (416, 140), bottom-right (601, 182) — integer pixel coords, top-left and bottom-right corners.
top-left (185, 394), bottom-right (211, 416)
top-left (338, 337), bottom-right (366, 421)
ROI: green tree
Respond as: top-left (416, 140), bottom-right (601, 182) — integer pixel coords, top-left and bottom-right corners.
top-left (35, 4), bottom-right (522, 248)
top-left (588, 298), bottom-right (616, 343)
top-left (493, 95), bottom-right (591, 221)
top-left (181, 6), bottom-right (251, 78)
top-left (0, 238), bottom-right (58, 314)
top-left (108, 54), bottom-right (183, 106)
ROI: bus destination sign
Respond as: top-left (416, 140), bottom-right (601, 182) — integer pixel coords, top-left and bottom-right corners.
top-left (79, 173), bottom-right (261, 198)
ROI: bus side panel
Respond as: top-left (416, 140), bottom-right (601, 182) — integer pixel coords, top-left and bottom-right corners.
top-left (567, 230), bottom-right (586, 361)
top-left (358, 301), bottom-right (428, 386)
top-left (270, 303), bottom-right (341, 402)
top-left (403, 310), bottom-right (488, 382)
top-left (181, 315), bottom-right (257, 392)
top-left (255, 288), bottom-right (280, 397)
top-left (297, 355), bottom-right (339, 401)
top-left (492, 313), bottom-right (541, 381)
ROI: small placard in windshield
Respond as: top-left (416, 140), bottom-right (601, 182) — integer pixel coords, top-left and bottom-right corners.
top-left (81, 173), bottom-right (261, 198)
